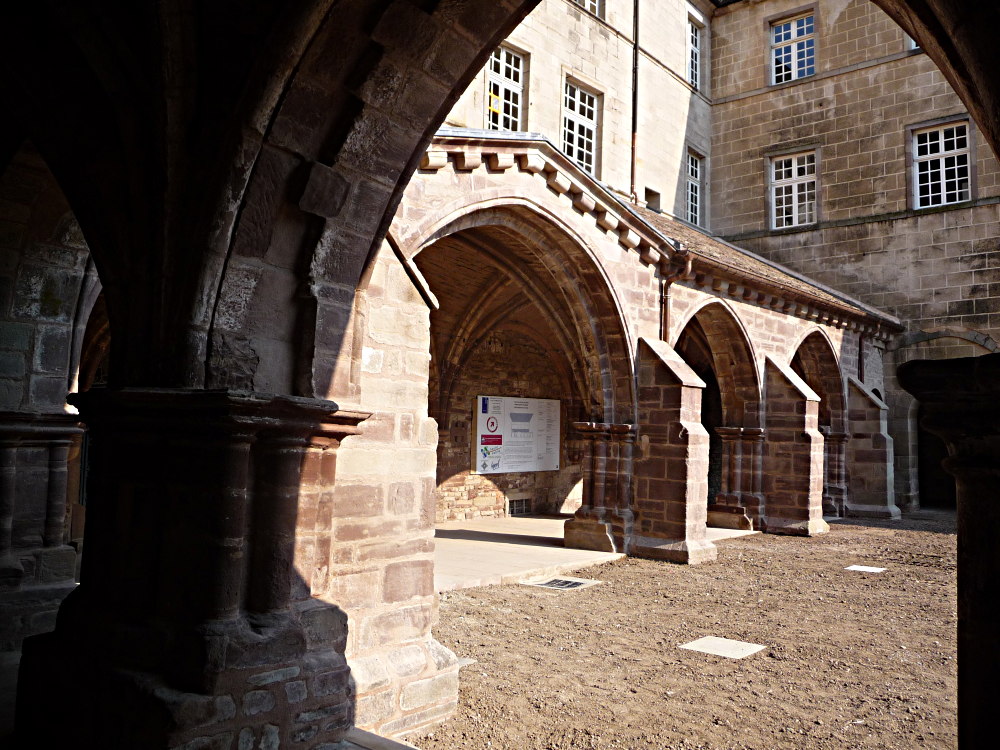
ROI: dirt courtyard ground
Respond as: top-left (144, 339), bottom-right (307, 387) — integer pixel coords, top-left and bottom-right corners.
top-left (410, 512), bottom-right (956, 750)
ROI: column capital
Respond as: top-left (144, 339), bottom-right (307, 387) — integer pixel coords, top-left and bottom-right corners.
top-left (69, 387), bottom-right (369, 440)
top-left (571, 421), bottom-right (611, 436)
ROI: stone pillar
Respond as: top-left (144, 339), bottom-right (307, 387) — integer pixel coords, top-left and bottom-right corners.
top-left (707, 427), bottom-right (753, 530)
top-left (16, 389), bottom-right (368, 749)
top-left (628, 338), bottom-right (717, 563)
top-left (821, 430), bottom-right (848, 517)
top-left (0, 414), bottom-right (85, 738)
top-left (608, 424), bottom-right (636, 547)
top-left (845, 377), bottom-right (899, 519)
top-left (0, 441), bottom-right (16, 576)
top-left (564, 423), bottom-right (616, 552)
top-left (762, 358), bottom-right (828, 536)
top-left (43, 439), bottom-right (72, 548)
top-left (716, 427), bottom-right (740, 504)
top-left (0, 416), bottom-right (83, 589)
top-left (741, 427), bottom-right (766, 527)
top-left (898, 353), bottom-right (1000, 749)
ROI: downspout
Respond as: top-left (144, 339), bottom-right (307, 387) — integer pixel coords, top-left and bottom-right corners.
top-left (858, 333), bottom-right (866, 383)
top-left (629, 0), bottom-right (640, 203)
top-left (659, 240), bottom-right (693, 342)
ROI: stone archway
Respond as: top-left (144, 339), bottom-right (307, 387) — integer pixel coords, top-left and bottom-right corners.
top-left (403, 204), bottom-right (637, 537)
top-left (674, 301), bottom-right (763, 530)
top-left (790, 330), bottom-right (848, 516)
top-left (4, 2), bottom-right (545, 746)
top-left (4, 0), bottom-right (1000, 746)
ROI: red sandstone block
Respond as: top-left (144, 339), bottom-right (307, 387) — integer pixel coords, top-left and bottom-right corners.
top-left (357, 604), bottom-right (434, 651)
top-left (335, 519), bottom-right (403, 542)
top-left (383, 559), bottom-right (434, 602)
top-left (326, 569), bottom-right (382, 609)
top-left (332, 485), bottom-right (386, 518)
top-left (399, 672), bottom-right (459, 712)
top-left (358, 538), bottom-right (434, 563)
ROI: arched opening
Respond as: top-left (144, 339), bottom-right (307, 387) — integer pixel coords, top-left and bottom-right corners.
top-left (917, 404), bottom-right (956, 509)
top-left (790, 331), bottom-right (847, 517)
top-left (409, 205), bottom-right (634, 539)
top-left (674, 302), bottom-right (761, 530)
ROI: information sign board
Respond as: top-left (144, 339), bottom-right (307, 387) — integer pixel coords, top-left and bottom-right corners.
top-left (472, 395), bottom-right (560, 474)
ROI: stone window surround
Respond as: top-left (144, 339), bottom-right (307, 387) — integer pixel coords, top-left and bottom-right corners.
top-left (486, 44), bottom-right (528, 132)
top-left (765, 144), bottom-right (821, 230)
top-left (688, 17), bottom-right (703, 91)
top-left (562, 77), bottom-right (602, 177)
top-left (906, 115), bottom-right (977, 211)
top-left (765, 3), bottom-right (818, 87)
top-left (687, 150), bottom-right (705, 226)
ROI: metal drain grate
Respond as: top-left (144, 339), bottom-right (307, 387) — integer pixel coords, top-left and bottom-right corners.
top-left (521, 576), bottom-right (600, 591)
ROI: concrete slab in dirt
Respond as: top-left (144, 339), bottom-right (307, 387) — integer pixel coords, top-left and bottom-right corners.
top-left (679, 636), bottom-right (765, 659)
top-left (845, 565), bottom-right (886, 573)
top-left (434, 516), bottom-right (622, 592)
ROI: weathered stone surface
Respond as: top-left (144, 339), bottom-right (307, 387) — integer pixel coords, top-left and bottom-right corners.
top-left (399, 672), bottom-right (459, 712)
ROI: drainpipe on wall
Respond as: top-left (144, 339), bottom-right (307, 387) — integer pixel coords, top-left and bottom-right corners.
top-left (858, 334), bottom-right (866, 383)
top-left (659, 239), bottom-right (693, 342)
top-left (629, 0), bottom-right (640, 203)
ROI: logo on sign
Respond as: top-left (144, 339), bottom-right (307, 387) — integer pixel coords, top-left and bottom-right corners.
top-left (486, 416), bottom-right (498, 433)
top-left (482, 397), bottom-right (489, 413)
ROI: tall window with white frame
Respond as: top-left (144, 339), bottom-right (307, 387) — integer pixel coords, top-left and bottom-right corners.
top-left (771, 13), bottom-right (816, 84)
top-left (912, 122), bottom-right (971, 209)
top-left (562, 81), bottom-right (599, 176)
top-left (571, 0), bottom-right (602, 17)
top-left (687, 152), bottom-right (703, 225)
top-left (688, 20), bottom-right (702, 90)
top-left (770, 151), bottom-right (817, 228)
top-left (487, 46), bottom-right (525, 132)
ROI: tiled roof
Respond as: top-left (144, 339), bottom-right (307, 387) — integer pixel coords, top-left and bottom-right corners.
top-left (627, 204), bottom-right (900, 327)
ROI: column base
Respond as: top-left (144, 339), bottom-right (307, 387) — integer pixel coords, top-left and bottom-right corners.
top-left (846, 503), bottom-right (902, 519)
top-left (628, 535), bottom-right (717, 564)
top-left (764, 517), bottom-right (830, 536)
top-left (563, 517), bottom-right (616, 552)
top-left (16, 620), bottom-right (354, 748)
top-left (707, 504), bottom-right (754, 530)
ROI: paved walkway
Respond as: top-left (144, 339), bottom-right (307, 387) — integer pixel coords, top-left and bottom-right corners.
top-left (434, 516), bottom-right (757, 592)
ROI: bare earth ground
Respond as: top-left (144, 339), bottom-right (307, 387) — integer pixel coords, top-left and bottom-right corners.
top-left (411, 512), bottom-right (956, 750)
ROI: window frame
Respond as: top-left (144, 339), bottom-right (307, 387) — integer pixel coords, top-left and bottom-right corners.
top-left (687, 18), bottom-right (702, 91)
top-left (768, 8), bottom-right (817, 86)
top-left (562, 78), bottom-right (601, 176)
top-left (686, 151), bottom-right (704, 225)
top-left (768, 149), bottom-right (819, 230)
top-left (486, 45), bottom-right (527, 132)
top-left (908, 119), bottom-right (974, 210)
top-left (569, 0), bottom-right (603, 18)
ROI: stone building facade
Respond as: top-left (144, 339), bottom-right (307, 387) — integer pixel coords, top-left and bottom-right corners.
top-left (391, 128), bottom-right (897, 560)
top-left (708, 0), bottom-right (1000, 508)
top-left (2, 0), bottom-right (999, 748)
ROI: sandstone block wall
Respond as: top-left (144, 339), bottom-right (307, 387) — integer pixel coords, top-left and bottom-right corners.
top-left (433, 327), bottom-right (583, 521)
top-left (709, 0), bottom-right (1000, 507)
top-left (762, 357), bottom-right (828, 535)
top-left (846, 376), bottom-right (899, 518)
top-left (322, 250), bottom-right (459, 737)
top-left (710, 0), bottom-right (1000, 343)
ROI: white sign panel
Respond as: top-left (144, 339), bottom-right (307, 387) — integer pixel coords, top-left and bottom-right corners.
top-left (473, 395), bottom-right (560, 474)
